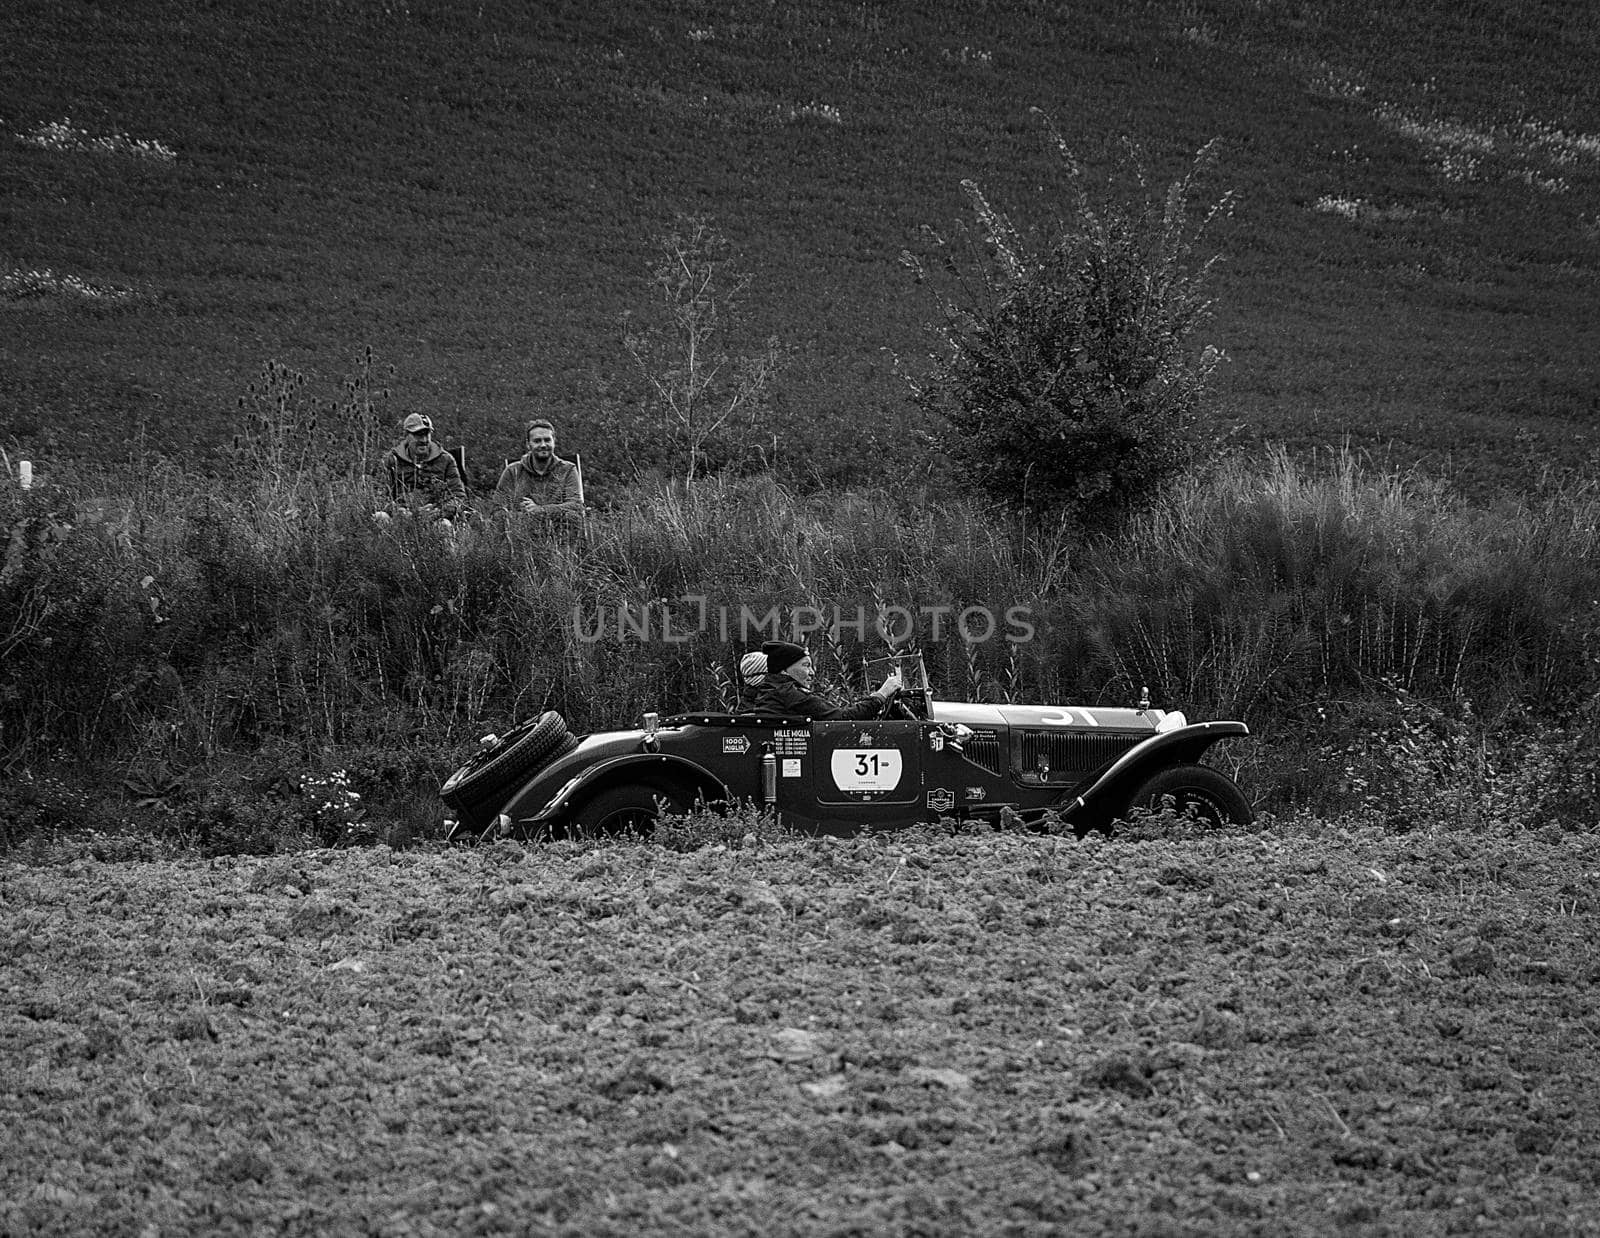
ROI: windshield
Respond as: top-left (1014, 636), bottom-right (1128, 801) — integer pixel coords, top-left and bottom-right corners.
top-left (865, 650), bottom-right (930, 694)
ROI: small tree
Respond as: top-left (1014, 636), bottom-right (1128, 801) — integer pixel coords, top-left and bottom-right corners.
top-left (908, 125), bottom-right (1232, 522)
top-left (623, 217), bottom-right (782, 486)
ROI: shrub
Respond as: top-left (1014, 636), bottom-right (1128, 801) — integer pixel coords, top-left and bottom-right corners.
top-left (178, 787), bottom-right (306, 857)
top-left (0, 478), bottom-right (155, 759)
top-left (1312, 684), bottom-right (1600, 834)
top-left (909, 127), bottom-right (1231, 523)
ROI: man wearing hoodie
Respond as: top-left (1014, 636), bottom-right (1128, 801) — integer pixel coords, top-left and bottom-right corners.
top-left (382, 413), bottom-right (466, 521)
top-left (493, 419), bottom-right (585, 531)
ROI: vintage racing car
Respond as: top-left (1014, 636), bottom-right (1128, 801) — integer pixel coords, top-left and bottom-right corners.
top-left (441, 654), bottom-right (1252, 842)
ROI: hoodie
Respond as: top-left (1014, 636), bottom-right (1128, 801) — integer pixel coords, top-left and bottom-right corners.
top-left (383, 439), bottom-right (466, 517)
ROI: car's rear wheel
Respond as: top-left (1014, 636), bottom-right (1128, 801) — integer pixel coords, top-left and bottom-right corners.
top-left (571, 783), bottom-right (686, 836)
top-left (441, 711), bottom-right (575, 821)
top-left (1123, 763), bottom-right (1253, 827)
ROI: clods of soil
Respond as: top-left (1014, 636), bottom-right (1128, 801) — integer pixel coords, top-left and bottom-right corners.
top-left (3, 821), bottom-right (1598, 1236)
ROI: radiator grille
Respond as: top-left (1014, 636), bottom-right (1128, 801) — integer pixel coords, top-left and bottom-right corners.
top-left (958, 733), bottom-right (1003, 775)
top-left (1020, 731), bottom-right (1142, 778)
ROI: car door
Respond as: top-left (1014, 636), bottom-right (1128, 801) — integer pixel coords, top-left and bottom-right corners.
top-left (809, 719), bottom-right (925, 820)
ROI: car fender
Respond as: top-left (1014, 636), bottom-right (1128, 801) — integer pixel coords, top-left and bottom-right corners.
top-left (524, 753), bottom-right (730, 825)
top-left (1057, 721), bottom-right (1249, 820)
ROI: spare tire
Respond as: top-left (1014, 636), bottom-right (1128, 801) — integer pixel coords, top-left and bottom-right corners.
top-left (441, 711), bottom-right (572, 815)
top-left (446, 729), bottom-right (582, 842)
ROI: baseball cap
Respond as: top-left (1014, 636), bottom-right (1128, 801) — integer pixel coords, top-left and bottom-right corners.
top-left (402, 413), bottom-right (433, 433)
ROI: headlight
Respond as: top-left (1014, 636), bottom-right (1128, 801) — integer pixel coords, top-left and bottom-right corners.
top-left (1155, 711), bottom-right (1188, 733)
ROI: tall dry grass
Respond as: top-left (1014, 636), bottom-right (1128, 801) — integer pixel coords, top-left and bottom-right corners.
top-left (1062, 447), bottom-right (1600, 718)
top-left (4, 448), bottom-right (1600, 829)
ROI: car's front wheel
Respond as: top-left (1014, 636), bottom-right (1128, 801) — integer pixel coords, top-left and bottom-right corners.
top-left (571, 784), bottom-right (686, 836)
top-left (1123, 763), bottom-right (1253, 827)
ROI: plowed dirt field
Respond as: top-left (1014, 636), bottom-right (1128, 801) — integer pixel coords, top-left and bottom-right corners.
top-left (4, 821), bottom-right (1598, 1236)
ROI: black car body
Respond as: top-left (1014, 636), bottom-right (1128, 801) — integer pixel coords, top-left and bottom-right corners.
top-left (442, 655), bottom-right (1252, 841)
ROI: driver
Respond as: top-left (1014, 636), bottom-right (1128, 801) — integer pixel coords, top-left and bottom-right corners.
top-left (744, 640), bottom-right (902, 720)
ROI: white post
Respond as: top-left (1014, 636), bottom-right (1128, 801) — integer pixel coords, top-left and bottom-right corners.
top-left (19, 460), bottom-right (32, 490)
top-left (574, 453), bottom-right (585, 505)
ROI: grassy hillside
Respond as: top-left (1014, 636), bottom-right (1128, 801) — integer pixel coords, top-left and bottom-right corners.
top-left (3, 0), bottom-right (1598, 492)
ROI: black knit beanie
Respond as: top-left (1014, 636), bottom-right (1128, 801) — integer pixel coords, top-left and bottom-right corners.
top-left (762, 640), bottom-right (807, 676)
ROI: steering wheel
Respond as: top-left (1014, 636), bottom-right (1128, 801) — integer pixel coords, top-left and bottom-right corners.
top-left (887, 688), bottom-right (921, 721)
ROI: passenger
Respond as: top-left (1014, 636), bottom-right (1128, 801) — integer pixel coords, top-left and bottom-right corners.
top-left (493, 419), bottom-right (585, 531)
top-left (743, 640), bottom-right (901, 720)
top-left (736, 651), bottom-right (767, 708)
top-left (381, 413), bottom-right (466, 522)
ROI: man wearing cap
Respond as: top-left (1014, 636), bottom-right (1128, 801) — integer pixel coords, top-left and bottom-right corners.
top-left (382, 413), bottom-right (466, 521)
top-left (493, 419), bottom-right (584, 531)
top-left (744, 641), bottom-right (902, 720)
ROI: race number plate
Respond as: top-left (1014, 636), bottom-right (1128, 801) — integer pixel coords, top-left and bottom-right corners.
top-left (831, 749), bottom-right (903, 792)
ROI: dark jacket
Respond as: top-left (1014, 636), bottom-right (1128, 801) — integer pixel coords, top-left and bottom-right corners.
top-left (493, 455), bottom-right (584, 529)
top-left (384, 441), bottom-right (465, 517)
top-left (743, 674), bottom-right (888, 721)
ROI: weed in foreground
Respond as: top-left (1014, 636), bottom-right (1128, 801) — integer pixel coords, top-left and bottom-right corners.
top-left (652, 800), bottom-right (795, 852)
